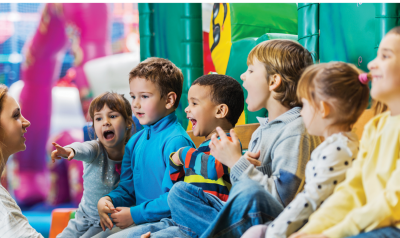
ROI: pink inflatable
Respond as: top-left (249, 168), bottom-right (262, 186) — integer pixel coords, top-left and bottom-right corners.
top-left (13, 3), bottom-right (111, 205)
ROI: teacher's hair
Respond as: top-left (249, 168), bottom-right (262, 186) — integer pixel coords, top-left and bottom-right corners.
top-left (0, 84), bottom-right (8, 175)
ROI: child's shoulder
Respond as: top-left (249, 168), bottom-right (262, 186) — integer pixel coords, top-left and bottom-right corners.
top-left (280, 116), bottom-right (308, 138)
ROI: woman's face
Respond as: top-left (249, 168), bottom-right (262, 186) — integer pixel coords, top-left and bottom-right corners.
top-left (0, 94), bottom-right (30, 157)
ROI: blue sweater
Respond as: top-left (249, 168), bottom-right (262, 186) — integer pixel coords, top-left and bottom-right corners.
top-left (106, 112), bottom-right (194, 224)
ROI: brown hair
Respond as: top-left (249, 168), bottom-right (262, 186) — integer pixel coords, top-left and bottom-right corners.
top-left (247, 39), bottom-right (314, 108)
top-left (89, 92), bottom-right (135, 144)
top-left (297, 62), bottom-right (370, 130)
top-left (0, 84), bottom-right (8, 175)
top-left (129, 57), bottom-right (184, 109)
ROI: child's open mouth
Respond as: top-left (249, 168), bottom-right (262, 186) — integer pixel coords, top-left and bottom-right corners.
top-left (103, 130), bottom-right (115, 141)
top-left (189, 118), bottom-right (197, 130)
top-left (136, 112), bottom-right (145, 118)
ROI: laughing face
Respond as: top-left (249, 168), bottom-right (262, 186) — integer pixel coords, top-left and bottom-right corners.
top-left (368, 33), bottom-right (400, 105)
top-left (0, 94), bottom-right (31, 157)
top-left (186, 84), bottom-right (220, 137)
top-left (93, 104), bottom-right (127, 149)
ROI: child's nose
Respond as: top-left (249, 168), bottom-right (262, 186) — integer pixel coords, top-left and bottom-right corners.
top-left (240, 72), bottom-right (246, 81)
top-left (367, 58), bottom-right (377, 71)
top-left (184, 105), bottom-right (189, 113)
top-left (132, 99), bottom-right (140, 109)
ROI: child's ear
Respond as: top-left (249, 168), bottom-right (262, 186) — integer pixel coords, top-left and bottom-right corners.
top-left (165, 92), bottom-right (177, 110)
top-left (319, 101), bottom-right (331, 118)
top-left (215, 104), bottom-right (229, 119)
top-left (269, 74), bottom-right (282, 91)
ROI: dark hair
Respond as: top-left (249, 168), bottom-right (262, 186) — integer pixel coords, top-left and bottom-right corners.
top-left (89, 92), bottom-right (134, 143)
top-left (247, 39), bottom-right (314, 108)
top-left (129, 57), bottom-right (184, 109)
top-left (297, 62), bottom-right (370, 130)
top-left (192, 74), bottom-right (244, 126)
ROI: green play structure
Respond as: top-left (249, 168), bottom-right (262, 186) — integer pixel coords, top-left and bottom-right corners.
top-left (138, 3), bottom-right (400, 127)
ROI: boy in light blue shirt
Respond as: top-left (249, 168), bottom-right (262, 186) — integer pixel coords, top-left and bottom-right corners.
top-left (94, 57), bottom-right (194, 237)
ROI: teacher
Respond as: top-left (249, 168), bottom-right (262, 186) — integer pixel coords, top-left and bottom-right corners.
top-left (0, 84), bottom-right (43, 238)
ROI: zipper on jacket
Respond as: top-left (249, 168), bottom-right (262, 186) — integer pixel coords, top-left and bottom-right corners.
top-left (147, 129), bottom-right (150, 140)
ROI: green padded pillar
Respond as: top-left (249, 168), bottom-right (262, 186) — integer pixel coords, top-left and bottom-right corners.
top-left (297, 3), bottom-right (319, 62)
top-left (138, 3), bottom-right (203, 129)
top-left (138, 3), bottom-right (154, 61)
top-left (375, 3), bottom-right (400, 50)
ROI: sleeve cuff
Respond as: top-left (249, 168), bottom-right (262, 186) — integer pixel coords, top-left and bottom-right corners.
top-left (230, 156), bottom-right (252, 183)
top-left (130, 204), bottom-right (146, 225)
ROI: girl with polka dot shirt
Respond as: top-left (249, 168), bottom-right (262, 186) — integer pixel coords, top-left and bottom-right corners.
top-left (242, 61), bottom-right (370, 238)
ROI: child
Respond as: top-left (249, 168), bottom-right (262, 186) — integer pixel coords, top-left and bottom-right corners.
top-left (94, 57), bottom-right (194, 237)
top-left (126, 74), bottom-right (245, 238)
top-left (52, 92), bottom-right (135, 238)
top-left (242, 61), bottom-right (370, 238)
top-left (289, 26), bottom-right (400, 238)
top-left (163, 39), bottom-right (321, 238)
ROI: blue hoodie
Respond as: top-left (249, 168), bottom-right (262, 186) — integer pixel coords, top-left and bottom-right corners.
top-left (106, 112), bottom-right (194, 224)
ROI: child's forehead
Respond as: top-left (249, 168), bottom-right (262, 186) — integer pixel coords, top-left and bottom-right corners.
top-left (189, 84), bottom-right (213, 99)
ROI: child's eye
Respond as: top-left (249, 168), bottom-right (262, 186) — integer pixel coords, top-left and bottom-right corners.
top-left (95, 117), bottom-right (101, 121)
top-left (248, 69), bottom-right (253, 73)
top-left (382, 54), bottom-right (389, 59)
top-left (131, 96), bottom-right (136, 99)
top-left (142, 95), bottom-right (149, 99)
top-left (110, 115), bottom-right (117, 119)
top-left (192, 102), bottom-right (197, 106)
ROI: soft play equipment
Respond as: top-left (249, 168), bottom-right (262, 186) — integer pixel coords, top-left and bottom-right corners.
top-left (208, 3), bottom-right (298, 124)
top-left (11, 3), bottom-right (112, 206)
top-left (138, 3), bottom-right (203, 130)
top-left (83, 51), bottom-right (141, 102)
top-left (298, 3), bottom-right (400, 72)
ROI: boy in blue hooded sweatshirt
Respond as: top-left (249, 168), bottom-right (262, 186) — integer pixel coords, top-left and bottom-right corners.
top-left (95, 57), bottom-right (195, 237)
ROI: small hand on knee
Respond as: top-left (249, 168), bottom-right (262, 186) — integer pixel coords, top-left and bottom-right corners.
top-left (97, 196), bottom-right (116, 231)
top-left (110, 207), bottom-right (135, 229)
top-left (141, 232), bottom-right (151, 238)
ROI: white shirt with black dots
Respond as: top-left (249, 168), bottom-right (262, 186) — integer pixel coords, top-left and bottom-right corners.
top-left (266, 132), bottom-right (359, 238)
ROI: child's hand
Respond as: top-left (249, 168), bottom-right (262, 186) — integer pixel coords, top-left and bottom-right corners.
top-left (244, 151), bottom-right (261, 166)
top-left (51, 142), bottom-right (75, 163)
top-left (141, 232), bottom-right (151, 238)
top-left (172, 152), bottom-right (182, 165)
top-left (111, 207), bottom-right (134, 229)
top-left (97, 196), bottom-right (116, 231)
top-left (209, 127), bottom-right (242, 168)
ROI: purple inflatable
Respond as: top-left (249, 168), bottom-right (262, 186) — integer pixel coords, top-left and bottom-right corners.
top-left (13, 3), bottom-right (111, 205)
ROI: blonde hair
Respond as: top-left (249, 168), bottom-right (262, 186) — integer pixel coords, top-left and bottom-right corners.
top-left (0, 84), bottom-right (9, 175)
top-left (297, 62), bottom-right (370, 130)
top-left (247, 39), bottom-right (313, 108)
top-left (88, 92), bottom-right (135, 144)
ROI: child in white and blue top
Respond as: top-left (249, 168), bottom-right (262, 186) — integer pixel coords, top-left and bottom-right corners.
top-left (51, 92), bottom-right (135, 238)
top-left (242, 62), bottom-right (370, 238)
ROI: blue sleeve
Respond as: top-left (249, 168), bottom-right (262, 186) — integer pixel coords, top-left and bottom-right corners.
top-left (106, 133), bottom-right (141, 207)
top-left (129, 135), bottom-right (194, 224)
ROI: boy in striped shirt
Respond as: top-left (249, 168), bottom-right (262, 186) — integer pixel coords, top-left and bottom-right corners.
top-left (169, 74), bottom-right (244, 202)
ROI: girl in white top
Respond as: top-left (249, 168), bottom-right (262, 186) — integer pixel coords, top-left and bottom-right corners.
top-left (0, 84), bottom-right (43, 238)
top-left (242, 62), bottom-right (370, 238)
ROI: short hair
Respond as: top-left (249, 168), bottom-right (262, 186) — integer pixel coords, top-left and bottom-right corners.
top-left (247, 39), bottom-right (314, 108)
top-left (297, 62), bottom-right (370, 129)
top-left (129, 57), bottom-right (184, 109)
top-left (89, 92), bottom-right (135, 143)
top-left (192, 74), bottom-right (244, 126)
